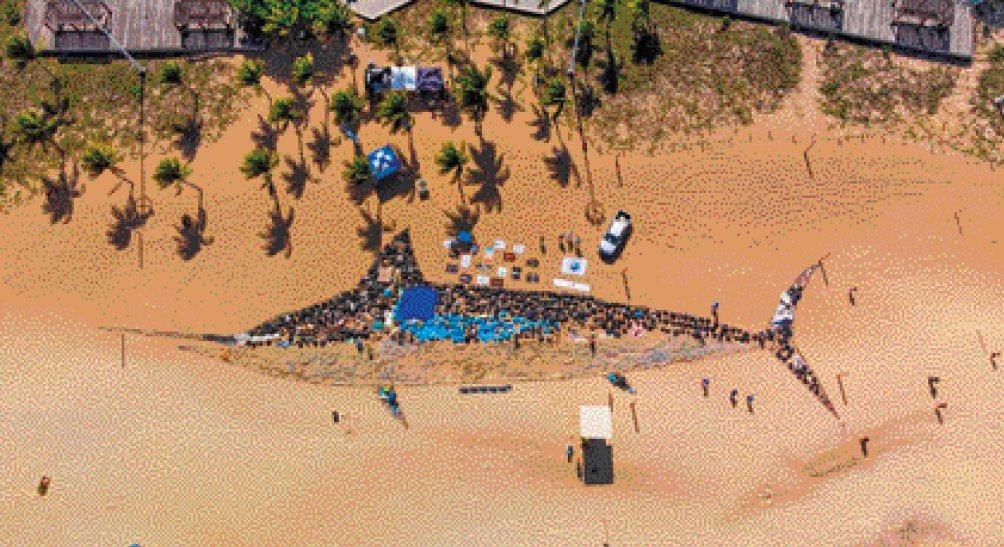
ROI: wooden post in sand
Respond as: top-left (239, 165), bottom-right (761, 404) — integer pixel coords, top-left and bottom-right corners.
top-left (803, 139), bottom-right (816, 179)
top-left (602, 517), bottom-right (611, 547)
top-left (608, 392), bottom-right (614, 413)
top-left (621, 268), bottom-right (631, 301)
top-left (935, 402), bottom-right (948, 425)
top-left (817, 254), bottom-right (831, 286)
top-left (630, 401), bottom-right (640, 433)
top-left (836, 372), bottom-right (848, 406)
top-left (954, 211), bottom-right (964, 236)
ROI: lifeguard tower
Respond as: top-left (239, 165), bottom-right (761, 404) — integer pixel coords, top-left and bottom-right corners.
top-left (578, 405), bottom-right (614, 485)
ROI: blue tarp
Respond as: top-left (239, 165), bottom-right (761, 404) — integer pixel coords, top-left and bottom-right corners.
top-left (368, 145), bottom-right (402, 181)
top-left (395, 286), bottom-right (440, 323)
top-left (398, 313), bottom-right (553, 343)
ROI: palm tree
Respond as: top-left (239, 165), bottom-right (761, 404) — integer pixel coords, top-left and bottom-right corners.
top-left (153, 157), bottom-right (213, 260)
top-left (373, 18), bottom-right (401, 63)
top-left (4, 34), bottom-right (58, 81)
top-left (489, 16), bottom-right (513, 57)
top-left (235, 59), bottom-right (273, 109)
top-left (597, 0), bottom-right (619, 29)
top-left (436, 140), bottom-right (470, 204)
top-left (542, 77), bottom-right (567, 121)
top-left (426, 11), bottom-right (455, 75)
top-left (342, 153), bottom-right (375, 206)
top-left (567, 18), bottom-right (599, 70)
top-left (293, 53), bottom-right (332, 133)
top-left (269, 97), bottom-right (308, 167)
top-left (241, 147), bottom-right (281, 196)
top-left (13, 109), bottom-right (66, 167)
top-left (628, 0), bottom-right (651, 31)
top-left (312, 0), bottom-right (356, 46)
top-left (39, 163), bottom-right (84, 225)
top-left (80, 144), bottom-right (134, 196)
top-left (330, 87), bottom-right (366, 131)
top-left (0, 116), bottom-right (14, 177)
top-left (159, 61), bottom-right (200, 123)
top-left (377, 91), bottom-right (413, 147)
top-left (536, 0), bottom-right (555, 68)
top-left (454, 63), bottom-right (498, 137)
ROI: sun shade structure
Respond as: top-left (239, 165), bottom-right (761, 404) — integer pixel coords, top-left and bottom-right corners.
top-left (893, 0), bottom-right (955, 25)
top-left (394, 286), bottom-right (440, 323)
top-left (579, 406), bottom-right (612, 440)
top-left (367, 145), bottom-right (403, 181)
top-left (416, 67), bottom-right (444, 92)
top-left (43, 0), bottom-right (111, 32)
top-left (174, 0), bottom-right (233, 30)
top-left (391, 66), bottom-right (418, 91)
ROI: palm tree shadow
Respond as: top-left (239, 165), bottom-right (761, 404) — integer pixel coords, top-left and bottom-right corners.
top-left (307, 125), bottom-right (338, 173)
top-left (543, 144), bottom-right (580, 188)
top-left (259, 202), bottom-right (295, 258)
top-left (439, 94), bottom-right (463, 129)
top-left (356, 206), bottom-right (396, 253)
top-left (465, 140), bottom-right (510, 213)
top-left (106, 194), bottom-right (154, 250)
top-left (281, 154), bottom-right (314, 200)
top-left (174, 206), bottom-right (214, 261)
top-left (528, 103), bottom-right (551, 142)
top-left (40, 163), bottom-right (84, 225)
top-left (443, 204), bottom-right (481, 238)
top-left (251, 114), bottom-right (280, 152)
top-left (493, 89), bottom-right (524, 123)
top-left (171, 117), bottom-right (204, 162)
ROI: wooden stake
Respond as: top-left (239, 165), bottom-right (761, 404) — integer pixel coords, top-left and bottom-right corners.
top-left (603, 517), bottom-right (611, 547)
top-left (138, 231), bottom-right (144, 269)
top-left (836, 373), bottom-right (848, 406)
top-left (954, 211), bottom-right (964, 236)
top-left (818, 260), bottom-right (830, 286)
top-left (804, 139), bottom-right (816, 179)
top-left (608, 392), bottom-right (614, 412)
top-left (978, 329), bottom-right (988, 356)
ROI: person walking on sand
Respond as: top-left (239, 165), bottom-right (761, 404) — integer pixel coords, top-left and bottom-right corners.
top-left (37, 475), bottom-right (51, 497)
top-left (367, 343), bottom-right (375, 361)
top-left (848, 287), bottom-right (858, 306)
top-left (566, 445), bottom-right (574, 463)
top-left (729, 389), bottom-right (739, 408)
top-left (746, 394), bottom-right (755, 414)
top-left (590, 333), bottom-right (597, 357)
top-left (712, 301), bottom-right (720, 325)
top-left (540, 235), bottom-right (547, 254)
top-left (574, 234), bottom-right (582, 256)
top-left (332, 410), bottom-right (340, 424)
top-left (702, 378), bottom-right (710, 398)
top-left (559, 233), bottom-right (567, 253)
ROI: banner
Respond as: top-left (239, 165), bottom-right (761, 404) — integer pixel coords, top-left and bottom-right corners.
top-left (561, 257), bottom-right (588, 276)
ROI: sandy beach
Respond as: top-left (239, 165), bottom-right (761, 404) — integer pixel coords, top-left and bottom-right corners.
top-left (2, 9), bottom-right (1004, 546)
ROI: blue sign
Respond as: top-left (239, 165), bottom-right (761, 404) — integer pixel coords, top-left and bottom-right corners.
top-left (367, 145), bottom-right (402, 181)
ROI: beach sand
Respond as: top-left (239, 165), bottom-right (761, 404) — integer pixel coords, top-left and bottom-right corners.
top-left (1, 28), bottom-right (1003, 547)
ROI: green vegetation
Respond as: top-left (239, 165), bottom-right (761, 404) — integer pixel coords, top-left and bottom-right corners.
top-left (225, 0), bottom-right (355, 45)
top-left (965, 42), bottom-right (1004, 163)
top-left (818, 42), bottom-right (959, 127)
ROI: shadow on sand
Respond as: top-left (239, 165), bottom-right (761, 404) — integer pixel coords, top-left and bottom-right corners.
top-left (40, 163), bottom-right (84, 225)
top-left (259, 200), bottom-right (295, 258)
top-left (251, 114), bottom-right (280, 152)
top-left (356, 205), bottom-right (397, 253)
top-left (542, 144), bottom-right (579, 189)
top-left (281, 154), bottom-right (316, 200)
top-left (170, 117), bottom-right (204, 162)
top-left (528, 103), bottom-right (551, 142)
top-left (465, 139), bottom-right (509, 213)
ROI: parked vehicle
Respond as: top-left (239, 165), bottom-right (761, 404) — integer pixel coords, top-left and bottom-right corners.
top-left (599, 211), bottom-right (632, 259)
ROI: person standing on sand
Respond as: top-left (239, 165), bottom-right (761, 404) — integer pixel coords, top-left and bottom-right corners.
top-left (712, 302), bottom-right (720, 325)
top-left (540, 235), bottom-right (546, 254)
top-left (702, 378), bottom-right (710, 398)
top-left (729, 389), bottom-right (739, 408)
top-left (848, 287), bottom-right (858, 306)
top-left (590, 333), bottom-right (597, 357)
top-left (37, 475), bottom-right (51, 497)
top-left (567, 445), bottom-right (574, 463)
top-left (746, 394), bottom-right (754, 414)
top-left (367, 343), bottom-right (375, 361)
top-left (332, 410), bottom-right (340, 423)
top-left (559, 234), bottom-right (567, 253)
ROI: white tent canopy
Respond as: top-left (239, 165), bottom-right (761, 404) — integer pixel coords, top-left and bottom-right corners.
top-left (580, 405), bottom-right (612, 440)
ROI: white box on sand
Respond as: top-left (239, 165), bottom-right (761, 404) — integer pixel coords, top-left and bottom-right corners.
top-left (580, 406), bottom-right (612, 440)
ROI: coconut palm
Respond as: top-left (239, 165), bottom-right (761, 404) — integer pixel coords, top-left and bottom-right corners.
top-left (153, 157), bottom-right (213, 260)
top-left (628, 0), bottom-right (651, 31)
top-left (489, 16), bottom-right (514, 57)
top-left (13, 108), bottom-right (66, 167)
top-left (235, 59), bottom-right (273, 109)
top-left (313, 0), bottom-right (356, 45)
top-left (159, 61), bottom-right (200, 122)
top-left (597, 0), bottom-right (619, 29)
top-left (373, 18), bottom-right (401, 63)
top-left (377, 91), bottom-right (413, 147)
top-left (241, 147), bottom-right (281, 196)
top-left (426, 11), bottom-right (456, 75)
top-left (436, 141), bottom-right (470, 204)
top-left (80, 144), bottom-right (135, 196)
top-left (631, 25), bottom-right (661, 65)
top-left (39, 162), bottom-right (84, 225)
top-left (330, 87), bottom-right (365, 130)
top-left (542, 77), bottom-right (567, 121)
top-left (106, 193), bottom-right (154, 250)
top-left (269, 97), bottom-right (308, 166)
top-left (454, 63), bottom-right (498, 137)
top-left (293, 53), bottom-right (332, 132)
top-left (566, 18), bottom-right (599, 70)
top-left (342, 153), bottom-right (375, 204)
top-left (4, 34), bottom-right (57, 80)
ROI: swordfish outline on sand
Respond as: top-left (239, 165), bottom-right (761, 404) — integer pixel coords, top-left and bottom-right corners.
top-left (102, 231), bottom-right (841, 418)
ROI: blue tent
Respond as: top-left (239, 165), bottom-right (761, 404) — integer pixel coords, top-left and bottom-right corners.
top-left (368, 145), bottom-right (403, 181)
top-left (395, 286), bottom-right (440, 323)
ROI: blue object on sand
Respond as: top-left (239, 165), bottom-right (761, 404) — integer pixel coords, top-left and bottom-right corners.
top-left (458, 231), bottom-right (473, 243)
top-left (367, 145), bottom-right (403, 181)
top-left (395, 286), bottom-right (440, 323)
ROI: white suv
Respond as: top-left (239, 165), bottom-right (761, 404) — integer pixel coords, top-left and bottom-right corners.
top-left (599, 211), bottom-right (632, 259)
